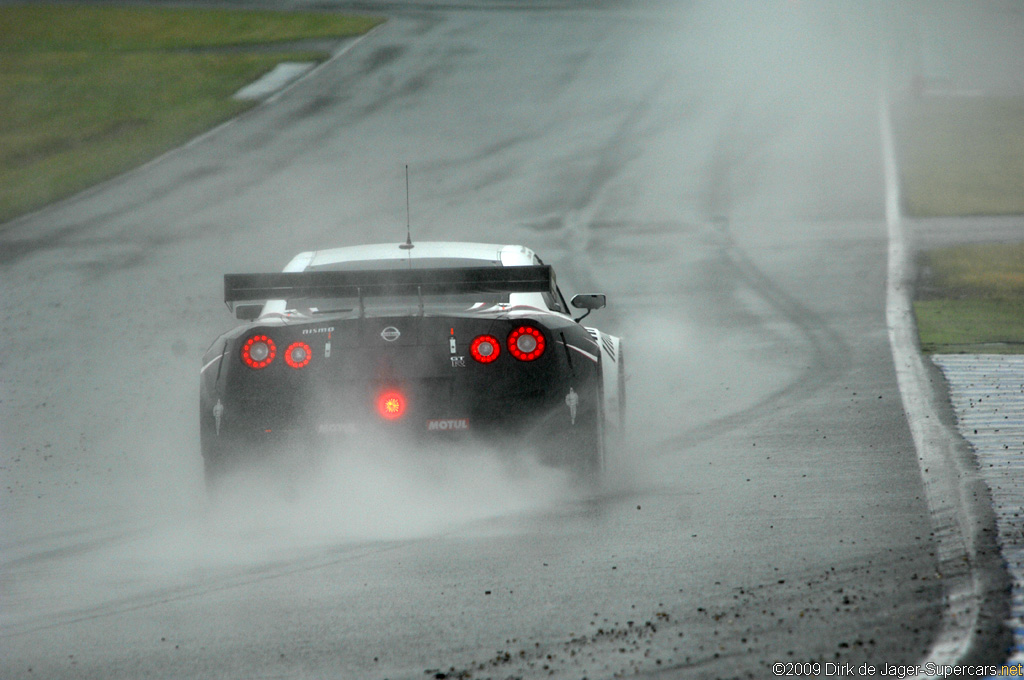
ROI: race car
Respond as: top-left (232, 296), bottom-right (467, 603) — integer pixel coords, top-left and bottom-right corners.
top-left (199, 241), bottom-right (624, 480)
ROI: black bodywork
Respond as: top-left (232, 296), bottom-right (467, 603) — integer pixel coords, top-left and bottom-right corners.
top-left (199, 266), bottom-right (605, 479)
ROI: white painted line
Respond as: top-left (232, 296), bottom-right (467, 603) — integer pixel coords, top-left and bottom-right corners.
top-left (185, 25), bottom-right (382, 147)
top-left (265, 28), bottom-right (381, 105)
top-left (233, 62), bottom-right (316, 101)
top-left (880, 96), bottom-right (990, 677)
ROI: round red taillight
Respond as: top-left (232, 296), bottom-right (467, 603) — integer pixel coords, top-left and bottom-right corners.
top-left (470, 335), bottom-right (501, 363)
top-left (376, 390), bottom-right (406, 420)
top-left (507, 326), bottom-right (545, 361)
top-left (284, 341), bottom-right (312, 369)
top-left (241, 335), bottom-right (276, 369)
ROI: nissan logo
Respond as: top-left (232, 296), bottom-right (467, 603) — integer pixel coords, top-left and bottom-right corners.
top-left (380, 326), bottom-right (401, 342)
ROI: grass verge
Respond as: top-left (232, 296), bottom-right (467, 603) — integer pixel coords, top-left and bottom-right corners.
top-left (0, 4), bottom-right (383, 226)
top-left (915, 243), bottom-right (1024, 354)
top-left (896, 95), bottom-right (1024, 217)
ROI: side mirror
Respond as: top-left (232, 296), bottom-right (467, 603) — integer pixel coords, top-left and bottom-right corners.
top-left (570, 293), bottom-right (606, 322)
top-left (234, 303), bottom-right (263, 321)
top-left (571, 294), bottom-right (606, 310)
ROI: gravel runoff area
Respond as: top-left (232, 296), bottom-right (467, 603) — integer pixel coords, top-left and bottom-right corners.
top-left (933, 355), bottom-right (1024, 664)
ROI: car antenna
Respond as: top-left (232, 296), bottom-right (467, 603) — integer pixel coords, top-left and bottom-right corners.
top-left (400, 164), bottom-right (414, 250)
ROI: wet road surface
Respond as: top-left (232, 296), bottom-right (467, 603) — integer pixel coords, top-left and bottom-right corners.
top-left (1, 2), bottom-right (1015, 678)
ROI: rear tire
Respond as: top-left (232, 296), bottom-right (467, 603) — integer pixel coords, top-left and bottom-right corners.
top-left (201, 429), bottom-right (238, 492)
top-left (563, 387), bottom-right (605, 477)
top-left (200, 406), bottom-right (249, 492)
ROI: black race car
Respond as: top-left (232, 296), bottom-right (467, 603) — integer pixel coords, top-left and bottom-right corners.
top-left (199, 241), bottom-right (624, 480)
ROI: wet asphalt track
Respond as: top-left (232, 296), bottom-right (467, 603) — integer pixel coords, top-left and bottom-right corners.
top-left (0, 2), bottom-right (1016, 678)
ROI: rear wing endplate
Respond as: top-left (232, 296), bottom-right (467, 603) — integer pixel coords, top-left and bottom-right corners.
top-left (224, 265), bottom-right (553, 309)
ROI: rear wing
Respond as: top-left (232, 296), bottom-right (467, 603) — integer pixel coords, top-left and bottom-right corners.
top-left (224, 265), bottom-right (554, 310)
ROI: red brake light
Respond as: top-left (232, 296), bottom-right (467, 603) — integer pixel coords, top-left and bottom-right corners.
top-left (241, 335), bottom-right (276, 369)
top-left (284, 341), bottom-right (312, 369)
top-left (470, 335), bottom-right (500, 363)
top-left (507, 326), bottom-right (545, 361)
top-left (377, 390), bottom-right (406, 420)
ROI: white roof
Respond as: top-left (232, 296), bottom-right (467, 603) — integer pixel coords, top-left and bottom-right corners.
top-left (260, 241), bottom-right (550, 319)
top-left (283, 242), bottom-right (537, 272)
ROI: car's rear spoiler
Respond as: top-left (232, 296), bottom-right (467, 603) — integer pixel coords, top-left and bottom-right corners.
top-left (224, 265), bottom-right (554, 308)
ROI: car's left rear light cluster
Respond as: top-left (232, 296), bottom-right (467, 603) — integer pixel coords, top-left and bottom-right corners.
top-left (241, 335), bottom-right (276, 369)
top-left (241, 335), bottom-right (312, 370)
top-left (470, 326), bottom-right (545, 363)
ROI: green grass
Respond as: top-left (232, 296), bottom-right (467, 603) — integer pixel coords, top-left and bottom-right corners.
top-left (918, 242), bottom-right (1024, 298)
top-left (0, 5), bottom-right (381, 51)
top-left (896, 96), bottom-right (1024, 217)
top-left (901, 97), bottom-right (1024, 352)
top-left (915, 300), bottom-right (1024, 354)
top-left (0, 4), bottom-right (383, 225)
top-left (915, 243), bottom-right (1024, 353)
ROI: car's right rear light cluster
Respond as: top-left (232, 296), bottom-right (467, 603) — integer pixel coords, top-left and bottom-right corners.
top-left (470, 326), bottom-right (545, 363)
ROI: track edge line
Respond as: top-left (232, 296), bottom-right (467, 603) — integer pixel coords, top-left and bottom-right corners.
top-left (880, 94), bottom-right (1011, 677)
